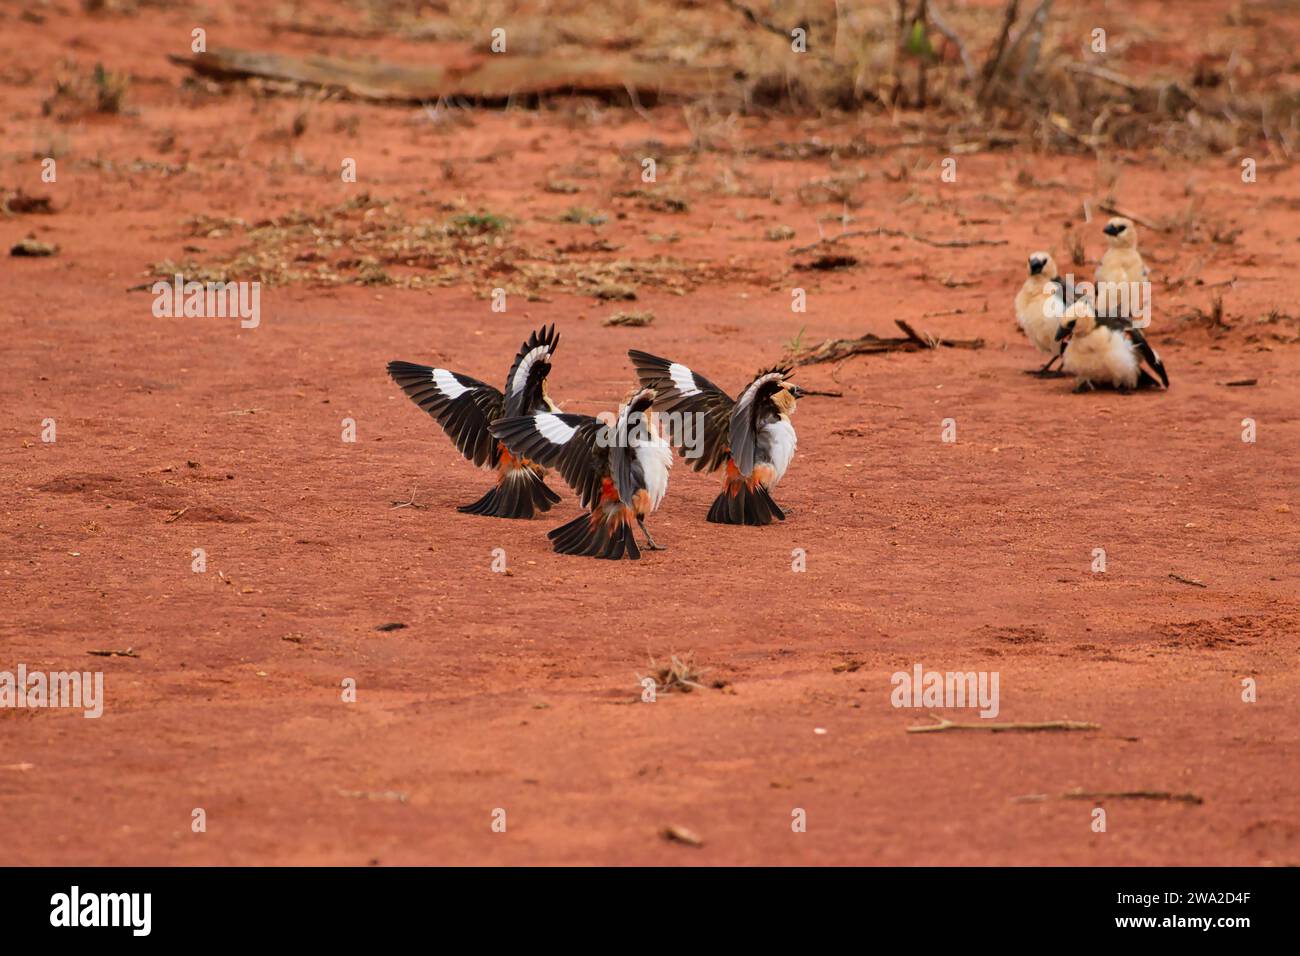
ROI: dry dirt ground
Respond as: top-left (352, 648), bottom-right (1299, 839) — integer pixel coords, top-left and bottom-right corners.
top-left (1, 0), bottom-right (1298, 865)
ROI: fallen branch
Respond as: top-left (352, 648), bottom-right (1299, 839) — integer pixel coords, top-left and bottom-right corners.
top-left (795, 319), bottom-right (983, 365)
top-left (1169, 573), bottom-right (1207, 588)
top-left (1014, 789), bottom-right (1203, 804)
top-left (790, 227), bottom-right (1007, 255)
top-left (908, 712), bottom-right (1099, 734)
top-left (1062, 788), bottom-right (1204, 805)
top-left (896, 319), bottom-right (932, 347)
top-left (168, 48), bottom-right (716, 104)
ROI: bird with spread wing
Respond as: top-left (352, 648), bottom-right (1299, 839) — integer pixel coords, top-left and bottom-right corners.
top-left (490, 387), bottom-right (673, 560)
top-left (387, 324), bottom-right (563, 518)
top-left (628, 350), bottom-right (804, 526)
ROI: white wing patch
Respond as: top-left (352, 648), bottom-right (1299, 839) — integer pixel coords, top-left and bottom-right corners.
top-left (668, 363), bottom-right (701, 397)
top-left (511, 345), bottom-right (551, 396)
top-left (535, 412), bottom-right (576, 445)
top-left (433, 368), bottom-right (470, 399)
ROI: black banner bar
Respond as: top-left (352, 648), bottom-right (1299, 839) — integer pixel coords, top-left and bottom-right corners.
top-left (0, 866), bottom-right (1287, 942)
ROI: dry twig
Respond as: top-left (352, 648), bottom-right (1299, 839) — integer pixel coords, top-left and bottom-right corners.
top-left (790, 227), bottom-right (1007, 254)
top-left (796, 319), bottom-right (983, 365)
top-left (908, 713), bottom-right (1099, 733)
top-left (1063, 788), bottom-right (1203, 805)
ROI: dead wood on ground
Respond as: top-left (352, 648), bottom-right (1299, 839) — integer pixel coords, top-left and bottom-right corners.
top-left (795, 320), bottom-right (984, 366)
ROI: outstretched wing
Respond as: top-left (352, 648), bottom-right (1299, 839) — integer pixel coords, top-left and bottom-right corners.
top-left (387, 361), bottom-right (505, 468)
top-left (503, 324), bottom-right (561, 417)
top-left (627, 349), bottom-right (734, 473)
top-left (729, 368), bottom-right (790, 477)
top-left (490, 412), bottom-right (608, 510)
top-left (1125, 326), bottom-right (1169, 388)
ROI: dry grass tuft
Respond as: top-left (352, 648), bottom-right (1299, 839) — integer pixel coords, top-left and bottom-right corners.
top-left (603, 310), bottom-right (655, 327)
top-left (152, 194), bottom-right (750, 298)
top-left (43, 62), bottom-right (129, 119)
top-left (639, 654), bottom-right (710, 694)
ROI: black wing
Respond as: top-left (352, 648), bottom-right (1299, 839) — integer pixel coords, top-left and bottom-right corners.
top-left (729, 368), bottom-right (790, 477)
top-left (490, 412), bottom-right (608, 510)
top-left (1125, 326), bottom-right (1169, 388)
top-left (503, 324), bottom-right (561, 418)
top-left (1094, 318), bottom-right (1169, 389)
top-left (628, 349), bottom-right (734, 473)
top-left (387, 361), bottom-right (505, 468)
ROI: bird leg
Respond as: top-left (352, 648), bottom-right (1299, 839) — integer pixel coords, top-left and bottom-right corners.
top-left (1072, 380), bottom-right (1096, 394)
top-left (638, 517), bottom-right (666, 551)
top-left (1025, 353), bottom-right (1067, 377)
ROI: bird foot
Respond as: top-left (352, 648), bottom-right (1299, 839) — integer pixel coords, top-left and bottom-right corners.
top-left (638, 520), bottom-right (665, 551)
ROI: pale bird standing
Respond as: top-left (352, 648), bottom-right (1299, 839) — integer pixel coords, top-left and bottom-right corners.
top-left (1096, 217), bottom-right (1149, 320)
top-left (1014, 251), bottom-right (1068, 376)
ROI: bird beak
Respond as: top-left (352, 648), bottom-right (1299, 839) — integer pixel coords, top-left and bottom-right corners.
top-left (1029, 260), bottom-right (1045, 275)
top-left (1103, 224), bottom-right (1121, 237)
top-left (788, 384), bottom-right (807, 399)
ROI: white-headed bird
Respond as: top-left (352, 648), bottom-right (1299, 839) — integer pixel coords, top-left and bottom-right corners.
top-left (387, 324), bottom-right (563, 518)
top-left (1015, 251), bottom-right (1068, 376)
top-left (628, 350), bottom-right (804, 526)
top-left (1057, 301), bottom-right (1168, 393)
top-left (490, 387), bottom-right (672, 560)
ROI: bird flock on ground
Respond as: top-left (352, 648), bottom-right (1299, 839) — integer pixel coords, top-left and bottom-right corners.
top-left (387, 215), bottom-right (1168, 561)
top-left (1015, 215), bottom-right (1168, 391)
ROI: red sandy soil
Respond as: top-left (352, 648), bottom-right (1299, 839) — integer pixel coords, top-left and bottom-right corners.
top-left (1, 1), bottom-right (1298, 865)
